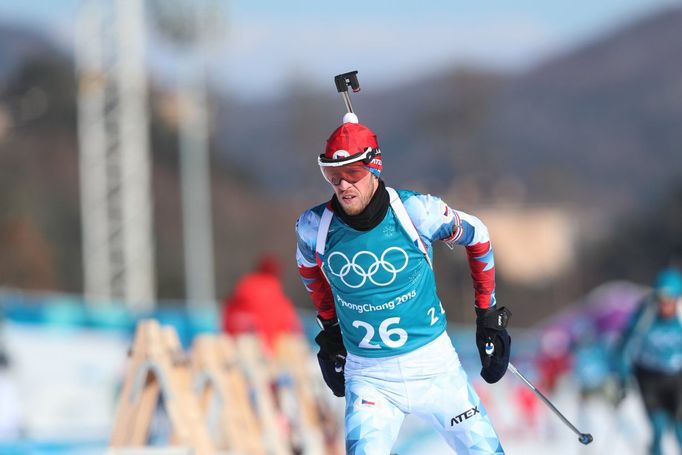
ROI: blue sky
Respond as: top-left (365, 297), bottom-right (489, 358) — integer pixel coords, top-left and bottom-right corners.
top-left (0, 0), bottom-right (678, 99)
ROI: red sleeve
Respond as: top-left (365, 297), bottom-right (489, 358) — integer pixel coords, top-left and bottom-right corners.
top-left (298, 264), bottom-right (336, 320)
top-left (465, 240), bottom-right (496, 310)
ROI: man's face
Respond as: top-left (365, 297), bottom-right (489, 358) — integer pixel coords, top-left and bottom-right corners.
top-left (330, 172), bottom-right (377, 216)
top-left (658, 295), bottom-right (679, 319)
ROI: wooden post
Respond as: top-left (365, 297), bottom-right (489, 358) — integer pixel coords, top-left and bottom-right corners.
top-left (191, 334), bottom-right (265, 454)
top-left (274, 334), bottom-right (327, 454)
top-left (236, 335), bottom-right (291, 455)
top-left (109, 319), bottom-right (214, 455)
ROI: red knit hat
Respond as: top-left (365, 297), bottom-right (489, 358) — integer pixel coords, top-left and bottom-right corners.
top-left (320, 119), bottom-right (382, 177)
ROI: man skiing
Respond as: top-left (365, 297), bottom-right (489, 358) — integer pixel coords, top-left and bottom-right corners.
top-left (614, 267), bottom-right (682, 455)
top-left (295, 82), bottom-right (510, 454)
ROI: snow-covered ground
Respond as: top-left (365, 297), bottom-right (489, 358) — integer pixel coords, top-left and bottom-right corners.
top-left (393, 374), bottom-right (679, 455)
top-left (1, 323), bottom-right (129, 441)
top-left (1, 321), bottom-right (679, 454)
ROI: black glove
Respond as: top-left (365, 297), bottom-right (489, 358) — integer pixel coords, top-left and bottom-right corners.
top-left (475, 306), bottom-right (512, 384)
top-left (314, 317), bottom-right (347, 397)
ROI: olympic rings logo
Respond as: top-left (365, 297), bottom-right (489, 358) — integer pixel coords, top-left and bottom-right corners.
top-left (326, 247), bottom-right (409, 289)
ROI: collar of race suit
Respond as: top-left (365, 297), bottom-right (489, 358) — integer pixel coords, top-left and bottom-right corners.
top-left (331, 179), bottom-right (389, 232)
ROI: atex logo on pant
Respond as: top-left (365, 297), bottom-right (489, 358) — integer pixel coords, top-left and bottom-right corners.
top-left (451, 406), bottom-right (480, 425)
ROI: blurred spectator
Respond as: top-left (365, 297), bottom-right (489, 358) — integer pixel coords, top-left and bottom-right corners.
top-left (221, 254), bottom-right (303, 354)
top-left (536, 328), bottom-right (572, 393)
top-left (514, 383), bottom-right (541, 435)
top-left (613, 267), bottom-right (682, 455)
top-left (571, 318), bottom-right (612, 400)
top-left (222, 255), bottom-right (307, 453)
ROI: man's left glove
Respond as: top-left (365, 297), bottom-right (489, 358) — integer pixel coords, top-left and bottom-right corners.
top-left (314, 317), bottom-right (347, 397)
top-left (475, 306), bottom-right (512, 384)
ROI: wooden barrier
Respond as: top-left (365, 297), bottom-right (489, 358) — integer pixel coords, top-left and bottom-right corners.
top-left (109, 319), bottom-right (214, 455)
top-left (110, 321), bottom-right (341, 455)
top-left (274, 334), bottom-right (326, 454)
top-left (191, 334), bottom-right (265, 454)
top-left (235, 335), bottom-right (291, 455)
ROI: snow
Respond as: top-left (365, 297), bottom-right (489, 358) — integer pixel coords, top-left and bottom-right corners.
top-left (0, 320), bottom-right (679, 454)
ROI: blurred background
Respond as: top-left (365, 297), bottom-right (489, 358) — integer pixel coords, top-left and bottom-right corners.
top-left (1, 0), bottom-right (681, 453)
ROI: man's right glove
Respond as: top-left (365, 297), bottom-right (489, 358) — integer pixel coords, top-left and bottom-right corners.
top-left (314, 317), bottom-right (347, 397)
top-left (475, 306), bottom-right (512, 384)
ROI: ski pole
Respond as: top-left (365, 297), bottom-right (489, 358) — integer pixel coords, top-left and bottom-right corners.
top-left (507, 362), bottom-right (593, 445)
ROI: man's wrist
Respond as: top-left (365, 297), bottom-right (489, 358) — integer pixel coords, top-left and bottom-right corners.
top-left (316, 315), bottom-right (339, 330)
top-left (475, 306), bottom-right (511, 330)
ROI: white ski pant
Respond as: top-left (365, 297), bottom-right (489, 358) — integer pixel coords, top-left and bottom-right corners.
top-left (344, 331), bottom-right (504, 455)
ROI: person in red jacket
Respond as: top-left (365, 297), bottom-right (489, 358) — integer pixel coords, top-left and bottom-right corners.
top-left (221, 254), bottom-right (303, 354)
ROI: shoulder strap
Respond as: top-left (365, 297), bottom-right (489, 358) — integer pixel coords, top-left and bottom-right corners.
top-left (315, 190), bottom-right (432, 268)
top-left (315, 205), bottom-right (334, 257)
top-left (386, 187), bottom-right (432, 268)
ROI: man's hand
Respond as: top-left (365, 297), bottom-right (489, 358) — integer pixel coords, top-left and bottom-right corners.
top-left (475, 306), bottom-right (512, 384)
top-left (315, 317), bottom-right (347, 397)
